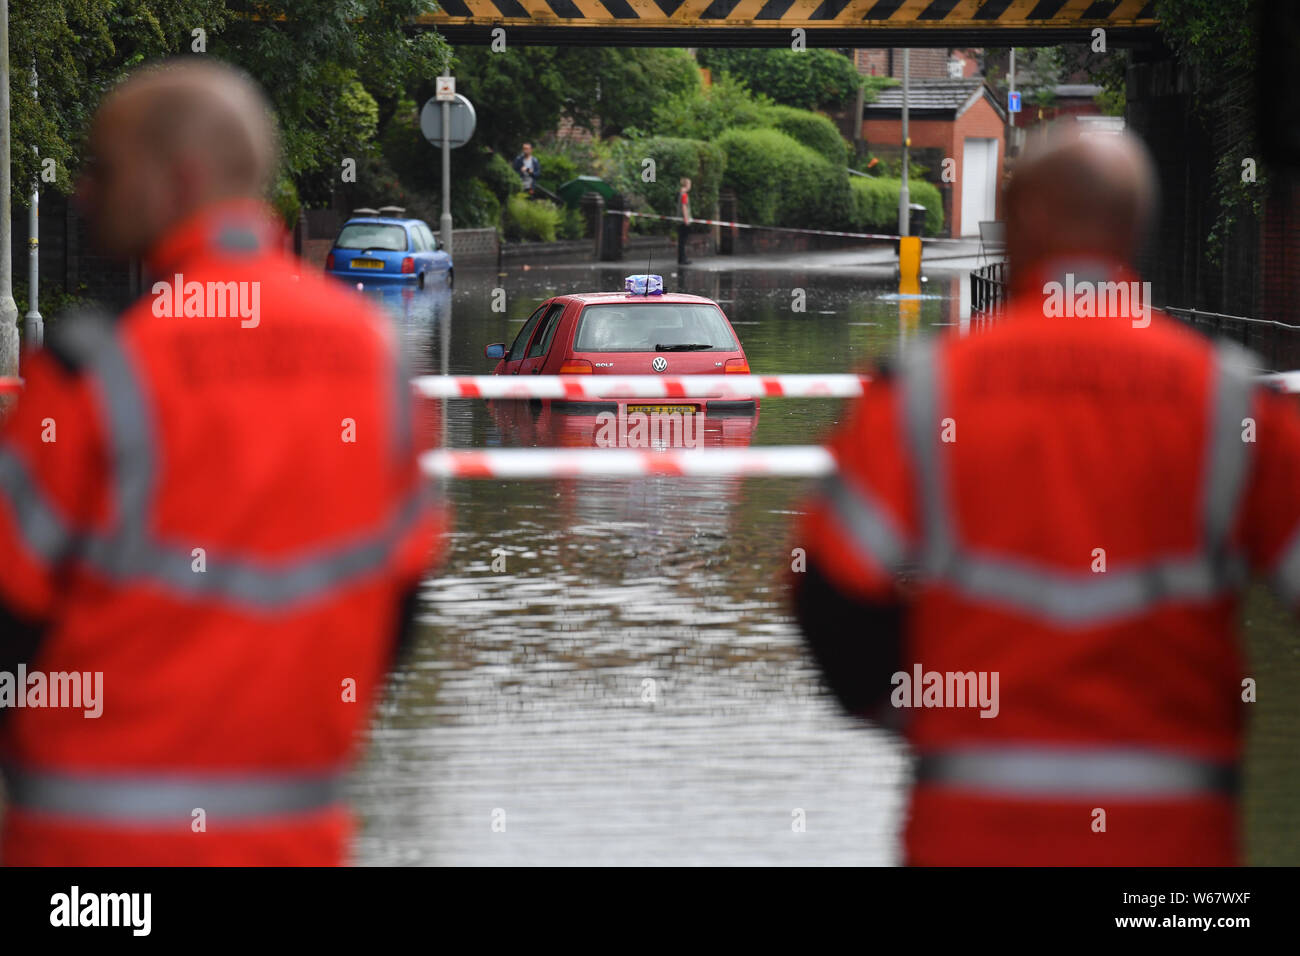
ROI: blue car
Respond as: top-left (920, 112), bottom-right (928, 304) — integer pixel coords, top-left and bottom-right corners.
top-left (325, 207), bottom-right (453, 288)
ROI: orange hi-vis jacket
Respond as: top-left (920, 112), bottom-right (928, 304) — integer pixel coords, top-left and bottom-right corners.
top-left (0, 199), bottom-right (442, 865)
top-left (798, 262), bottom-right (1300, 865)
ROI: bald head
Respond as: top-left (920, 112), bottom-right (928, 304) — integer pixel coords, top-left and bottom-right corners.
top-left (79, 58), bottom-right (280, 258)
top-left (1004, 124), bottom-right (1156, 280)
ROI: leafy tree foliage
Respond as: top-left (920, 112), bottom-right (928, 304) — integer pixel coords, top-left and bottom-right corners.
top-left (6, 0), bottom-right (449, 207)
top-left (696, 48), bottom-right (861, 111)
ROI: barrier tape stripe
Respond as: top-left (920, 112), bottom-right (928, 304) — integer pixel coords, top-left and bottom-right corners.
top-left (411, 374), bottom-right (870, 400)
top-left (609, 208), bottom-right (972, 244)
top-left (421, 447), bottom-right (837, 479)
top-left (414, 372), bottom-right (1300, 399)
top-left (7, 371), bottom-right (1299, 401)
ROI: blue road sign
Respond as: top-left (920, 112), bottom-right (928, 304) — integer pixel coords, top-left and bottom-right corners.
top-left (1008, 91), bottom-right (1021, 113)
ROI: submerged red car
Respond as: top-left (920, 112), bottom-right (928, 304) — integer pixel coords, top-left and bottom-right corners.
top-left (484, 277), bottom-right (759, 448)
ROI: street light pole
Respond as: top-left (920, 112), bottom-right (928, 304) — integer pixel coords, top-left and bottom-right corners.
top-left (440, 99), bottom-right (453, 257)
top-left (898, 48), bottom-right (910, 238)
top-left (0, 0), bottom-right (20, 377)
top-left (25, 62), bottom-right (41, 350)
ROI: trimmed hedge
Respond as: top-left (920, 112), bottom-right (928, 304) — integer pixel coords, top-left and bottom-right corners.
top-left (502, 194), bottom-right (562, 242)
top-left (715, 126), bottom-right (852, 229)
top-left (623, 136), bottom-right (725, 219)
top-left (849, 176), bottom-right (944, 235)
top-left (761, 105), bottom-right (849, 167)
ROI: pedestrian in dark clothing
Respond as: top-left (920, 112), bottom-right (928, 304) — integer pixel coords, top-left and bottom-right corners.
top-left (512, 142), bottom-right (541, 197)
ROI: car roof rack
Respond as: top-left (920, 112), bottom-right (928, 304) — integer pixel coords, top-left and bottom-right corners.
top-left (377, 205), bottom-right (407, 216)
top-left (351, 207), bottom-right (380, 216)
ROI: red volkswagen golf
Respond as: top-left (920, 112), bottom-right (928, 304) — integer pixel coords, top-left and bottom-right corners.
top-left (484, 276), bottom-right (758, 446)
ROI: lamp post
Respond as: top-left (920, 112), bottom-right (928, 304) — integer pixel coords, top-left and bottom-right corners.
top-left (0, 0), bottom-right (20, 376)
top-left (898, 48), bottom-right (911, 238)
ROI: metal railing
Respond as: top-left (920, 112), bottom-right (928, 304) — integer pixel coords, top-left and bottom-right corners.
top-left (969, 261), bottom-right (1007, 330)
top-left (966, 265), bottom-right (1300, 370)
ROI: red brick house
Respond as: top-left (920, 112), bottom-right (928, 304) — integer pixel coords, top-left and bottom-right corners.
top-left (863, 78), bottom-right (1007, 237)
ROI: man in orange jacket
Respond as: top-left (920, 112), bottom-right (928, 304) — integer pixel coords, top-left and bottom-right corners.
top-left (793, 126), bottom-right (1300, 865)
top-left (0, 59), bottom-right (441, 865)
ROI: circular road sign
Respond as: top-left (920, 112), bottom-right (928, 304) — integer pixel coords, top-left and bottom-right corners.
top-left (420, 94), bottom-right (476, 149)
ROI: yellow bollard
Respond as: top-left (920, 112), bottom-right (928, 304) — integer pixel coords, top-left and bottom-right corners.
top-left (898, 235), bottom-right (922, 287)
top-left (898, 236), bottom-right (923, 339)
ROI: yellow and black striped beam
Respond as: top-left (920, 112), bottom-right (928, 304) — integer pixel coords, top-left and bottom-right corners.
top-left (417, 0), bottom-right (1160, 47)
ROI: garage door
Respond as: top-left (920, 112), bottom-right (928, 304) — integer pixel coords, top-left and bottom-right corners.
top-left (960, 137), bottom-right (999, 237)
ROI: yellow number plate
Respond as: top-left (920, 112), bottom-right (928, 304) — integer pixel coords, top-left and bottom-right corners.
top-left (350, 259), bottom-right (385, 269)
top-left (626, 405), bottom-right (698, 414)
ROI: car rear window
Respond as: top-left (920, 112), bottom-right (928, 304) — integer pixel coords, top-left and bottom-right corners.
top-left (335, 223), bottom-right (409, 252)
top-left (573, 304), bottom-right (739, 353)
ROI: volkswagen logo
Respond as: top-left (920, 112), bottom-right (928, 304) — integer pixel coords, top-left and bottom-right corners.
top-left (651, 356), bottom-right (668, 372)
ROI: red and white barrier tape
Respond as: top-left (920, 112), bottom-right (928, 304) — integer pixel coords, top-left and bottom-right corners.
top-left (412, 373), bottom-right (869, 400)
top-left (421, 446), bottom-right (835, 479)
top-left (1263, 371), bottom-right (1300, 393)
top-left (0, 377), bottom-right (23, 394)
top-left (610, 208), bottom-right (971, 244)
top-left (414, 371), bottom-right (1300, 401)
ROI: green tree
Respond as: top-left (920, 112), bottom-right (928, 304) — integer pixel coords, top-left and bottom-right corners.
top-left (566, 48), bottom-right (701, 138)
top-left (7, 1), bottom-right (449, 208)
top-left (1152, 0), bottom-right (1260, 259)
top-left (650, 73), bottom-right (775, 142)
top-left (697, 48), bottom-right (862, 111)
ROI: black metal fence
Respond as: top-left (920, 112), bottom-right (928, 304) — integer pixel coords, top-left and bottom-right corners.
top-left (966, 264), bottom-right (1300, 372)
top-left (969, 261), bottom-right (1007, 332)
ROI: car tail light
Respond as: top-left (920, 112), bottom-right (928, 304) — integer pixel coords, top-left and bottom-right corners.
top-left (401, 256), bottom-right (415, 273)
top-left (724, 357), bottom-right (750, 374)
top-left (559, 360), bottom-right (593, 374)
top-left (326, 252), bottom-right (335, 270)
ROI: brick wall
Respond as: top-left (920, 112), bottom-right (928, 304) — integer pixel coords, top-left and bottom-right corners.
top-left (856, 48), bottom-right (954, 79)
top-left (451, 227), bottom-right (499, 264)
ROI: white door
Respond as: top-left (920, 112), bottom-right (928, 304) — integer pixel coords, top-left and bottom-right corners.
top-left (960, 137), bottom-right (998, 237)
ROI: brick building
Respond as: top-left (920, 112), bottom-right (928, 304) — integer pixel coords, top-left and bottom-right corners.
top-left (854, 47), bottom-right (979, 80)
top-left (863, 78), bottom-right (1007, 237)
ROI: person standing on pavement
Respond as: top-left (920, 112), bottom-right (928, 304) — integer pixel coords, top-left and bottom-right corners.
top-left (0, 58), bottom-right (442, 865)
top-left (513, 142), bottom-right (541, 198)
top-left (791, 125), bottom-right (1300, 865)
top-left (677, 177), bottom-right (693, 266)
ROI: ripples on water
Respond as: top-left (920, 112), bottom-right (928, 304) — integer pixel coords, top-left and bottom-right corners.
top-left (351, 261), bottom-right (963, 865)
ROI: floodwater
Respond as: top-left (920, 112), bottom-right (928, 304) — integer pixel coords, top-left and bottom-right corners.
top-left (349, 253), bottom-right (1300, 866)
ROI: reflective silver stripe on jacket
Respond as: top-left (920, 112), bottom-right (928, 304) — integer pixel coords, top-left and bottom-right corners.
top-left (820, 470), bottom-right (912, 574)
top-left (0, 445), bottom-right (74, 565)
top-left (893, 338), bottom-right (1257, 626)
top-left (916, 747), bottom-right (1238, 798)
top-left (47, 312), bottom-right (433, 610)
top-left (1273, 523), bottom-right (1300, 608)
top-left (2, 766), bottom-right (345, 823)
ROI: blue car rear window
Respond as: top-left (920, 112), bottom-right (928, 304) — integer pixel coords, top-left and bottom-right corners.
top-left (335, 223), bottom-right (409, 252)
top-left (574, 304), bottom-right (738, 352)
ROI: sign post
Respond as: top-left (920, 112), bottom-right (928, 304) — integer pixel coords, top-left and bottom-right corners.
top-left (435, 76), bottom-right (455, 257)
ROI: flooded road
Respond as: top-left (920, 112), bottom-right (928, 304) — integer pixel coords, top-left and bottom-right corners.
top-left (349, 255), bottom-right (1300, 866)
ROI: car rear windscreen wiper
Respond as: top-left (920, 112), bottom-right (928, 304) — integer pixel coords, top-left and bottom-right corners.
top-left (654, 343), bottom-right (713, 351)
